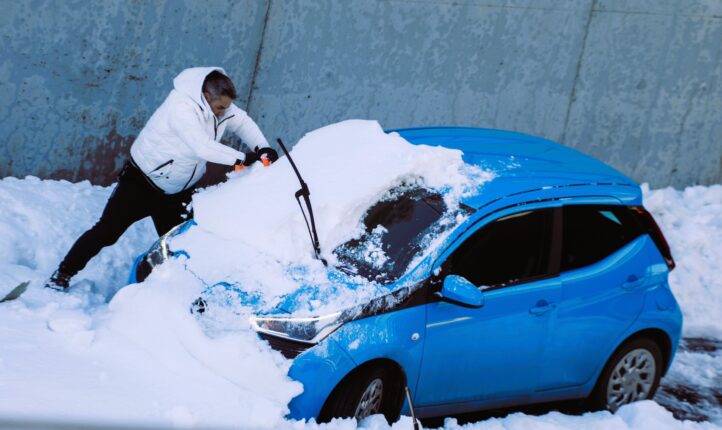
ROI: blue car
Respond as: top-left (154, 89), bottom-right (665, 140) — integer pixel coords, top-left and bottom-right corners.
top-left (130, 127), bottom-right (682, 423)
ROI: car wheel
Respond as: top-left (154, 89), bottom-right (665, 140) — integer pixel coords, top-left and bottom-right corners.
top-left (319, 366), bottom-right (401, 423)
top-left (589, 337), bottom-right (663, 412)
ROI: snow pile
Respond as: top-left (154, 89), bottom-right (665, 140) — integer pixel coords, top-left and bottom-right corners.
top-left (0, 176), bottom-right (154, 300)
top-left (0, 264), bottom-right (301, 428)
top-left (192, 120), bottom-right (488, 263)
top-left (173, 120), bottom-right (491, 315)
top-left (643, 184), bottom-right (722, 338)
top-left (0, 177), bottom-right (301, 428)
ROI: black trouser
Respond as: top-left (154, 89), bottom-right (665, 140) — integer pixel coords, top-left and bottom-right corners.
top-left (58, 159), bottom-right (193, 277)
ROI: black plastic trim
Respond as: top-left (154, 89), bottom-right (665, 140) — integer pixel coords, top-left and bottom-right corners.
top-left (258, 332), bottom-right (314, 359)
top-left (433, 291), bottom-right (484, 308)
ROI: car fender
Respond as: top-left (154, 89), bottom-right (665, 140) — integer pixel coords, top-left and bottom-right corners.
top-left (286, 302), bottom-right (426, 419)
top-left (287, 337), bottom-right (358, 420)
top-left (292, 303), bottom-right (427, 419)
top-left (577, 284), bottom-right (682, 397)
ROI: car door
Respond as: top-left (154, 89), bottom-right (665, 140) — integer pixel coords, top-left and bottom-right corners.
top-left (414, 206), bottom-right (562, 411)
top-left (537, 204), bottom-right (655, 391)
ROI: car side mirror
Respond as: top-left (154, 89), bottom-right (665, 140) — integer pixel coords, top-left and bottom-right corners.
top-left (437, 275), bottom-right (485, 308)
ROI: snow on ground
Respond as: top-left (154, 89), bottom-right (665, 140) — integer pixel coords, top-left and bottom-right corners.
top-left (0, 178), bottom-right (301, 428)
top-left (0, 175), bottom-right (149, 299)
top-left (642, 184), bottom-right (722, 339)
top-left (0, 122), bottom-right (720, 429)
top-left (642, 184), bottom-right (722, 424)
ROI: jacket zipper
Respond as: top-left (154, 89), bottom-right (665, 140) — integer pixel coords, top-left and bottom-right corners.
top-left (214, 114), bottom-right (235, 140)
top-left (181, 165), bottom-right (198, 192)
top-left (150, 159), bottom-right (174, 173)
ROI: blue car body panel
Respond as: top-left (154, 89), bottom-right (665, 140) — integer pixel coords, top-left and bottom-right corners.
top-left (417, 275), bottom-right (562, 413)
top-left (539, 235), bottom-right (657, 390)
top-left (128, 253), bottom-right (143, 284)
top-left (391, 127), bottom-right (640, 210)
top-left (287, 304), bottom-right (428, 420)
top-left (130, 127), bottom-right (682, 421)
top-left (287, 338), bottom-right (358, 420)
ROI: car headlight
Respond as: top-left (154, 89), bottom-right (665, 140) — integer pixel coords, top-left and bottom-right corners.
top-left (250, 312), bottom-right (343, 344)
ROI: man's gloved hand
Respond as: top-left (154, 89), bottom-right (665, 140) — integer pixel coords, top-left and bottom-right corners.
top-left (233, 153), bottom-right (258, 171)
top-left (241, 151), bottom-right (259, 166)
top-left (255, 146), bottom-right (279, 163)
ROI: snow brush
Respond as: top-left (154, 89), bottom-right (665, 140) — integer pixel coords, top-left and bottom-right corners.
top-left (277, 138), bottom-right (327, 266)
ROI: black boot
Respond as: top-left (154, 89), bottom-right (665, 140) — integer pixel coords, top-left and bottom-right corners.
top-left (44, 270), bottom-right (72, 291)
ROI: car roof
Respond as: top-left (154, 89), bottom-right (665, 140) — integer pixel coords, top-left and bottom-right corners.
top-left (391, 127), bottom-right (641, 209)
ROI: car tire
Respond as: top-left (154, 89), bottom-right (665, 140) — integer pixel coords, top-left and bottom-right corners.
top-left (588, 337), bottom-right (663, 412)
top-left (319, 365), bottom-right (402, 423)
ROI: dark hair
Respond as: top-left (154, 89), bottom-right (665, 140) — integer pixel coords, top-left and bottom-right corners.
top-left (202, 70), bottom-right (238, 100)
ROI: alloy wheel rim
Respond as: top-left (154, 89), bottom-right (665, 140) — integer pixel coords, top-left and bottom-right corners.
top-left (606, 348), bottom-right (656, 411)
top-left (354, 378), bottom-right (384, 420)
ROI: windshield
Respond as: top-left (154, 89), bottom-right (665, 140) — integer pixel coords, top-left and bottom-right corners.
top-left (333, 187), bottom-right (454, 283)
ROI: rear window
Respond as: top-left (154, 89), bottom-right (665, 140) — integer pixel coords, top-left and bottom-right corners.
top-left (333, 188), bottom-right (457, 283)
top-left (562, 205), bottom-right (642, 272)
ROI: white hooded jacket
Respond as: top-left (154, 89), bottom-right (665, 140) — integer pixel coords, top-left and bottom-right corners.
top-left (130, 67), bottom-right (269, 194)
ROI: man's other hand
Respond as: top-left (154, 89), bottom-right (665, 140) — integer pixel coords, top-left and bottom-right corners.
top-left (256, 147), bottom-right (279, 163)
top-left (242, 151), bottom-right (259, 166)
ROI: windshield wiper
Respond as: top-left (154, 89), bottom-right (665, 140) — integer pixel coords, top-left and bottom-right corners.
top-left (277, 138), bottom-right (327, 266)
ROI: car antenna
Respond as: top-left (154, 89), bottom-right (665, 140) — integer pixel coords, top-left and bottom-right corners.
top-left (277, 138), bottom-right (327, 266)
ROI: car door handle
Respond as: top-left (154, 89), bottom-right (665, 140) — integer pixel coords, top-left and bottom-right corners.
top-left (621, 275), bottom-right (645, 291)
top-left (529, 301), bottom-right (556, 316)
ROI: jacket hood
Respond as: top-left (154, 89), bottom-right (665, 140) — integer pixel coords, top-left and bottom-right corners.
top-left (173, 67), bottom-right (228, 113)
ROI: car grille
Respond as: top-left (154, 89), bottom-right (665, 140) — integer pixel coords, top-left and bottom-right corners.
top-left (258, 332), bottom-right (313, 359)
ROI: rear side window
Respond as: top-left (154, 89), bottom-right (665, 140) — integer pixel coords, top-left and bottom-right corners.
top-left (448, 208), bottom-right (554, 288)
top-left (561, 205), bottom-right (642, 272)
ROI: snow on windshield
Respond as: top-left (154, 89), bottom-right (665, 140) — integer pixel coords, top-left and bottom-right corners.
top-left (171, 120), bottom-right (493, 316)
top-left (192, 119), bottom-right (488, 261)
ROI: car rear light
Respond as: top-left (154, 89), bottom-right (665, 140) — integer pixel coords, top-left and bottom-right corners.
top-left (630, 206), bottom-right (675, 270)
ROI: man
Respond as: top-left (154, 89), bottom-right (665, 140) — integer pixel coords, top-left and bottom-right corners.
top-left (45, 67), bottom-right (278, 290)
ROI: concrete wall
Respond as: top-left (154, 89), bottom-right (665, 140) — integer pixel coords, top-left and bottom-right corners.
top-left (1, 0), bottom-right (720, 188)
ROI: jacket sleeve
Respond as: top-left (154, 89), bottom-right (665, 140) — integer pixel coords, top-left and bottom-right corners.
top-left (168, 102), bottom-right (245, 166)
top-left (225, 104), bottom-right (270, 151)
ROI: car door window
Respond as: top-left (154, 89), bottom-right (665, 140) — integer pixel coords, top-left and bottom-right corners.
top-left (561, 205), bottom-right (642, 272)
top-left (447, 208), bottom-right (555, 289)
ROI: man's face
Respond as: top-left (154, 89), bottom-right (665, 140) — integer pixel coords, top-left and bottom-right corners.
top-left (204, 92), bottom-right (233, 118)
